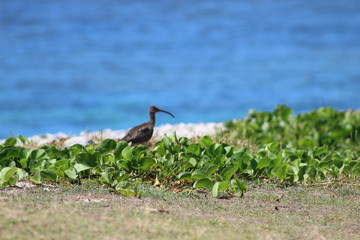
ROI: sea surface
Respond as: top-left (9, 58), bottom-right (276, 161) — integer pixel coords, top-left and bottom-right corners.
top-left (1, 0), bottom-right (359, 138)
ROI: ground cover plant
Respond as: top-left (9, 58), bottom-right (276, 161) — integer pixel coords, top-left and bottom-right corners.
top-left (0, 106), bottom-right (359, 196)
top-left (222, 105), bottom-right (360, 150)
top-left (0, 106), bottom-right (359, 239)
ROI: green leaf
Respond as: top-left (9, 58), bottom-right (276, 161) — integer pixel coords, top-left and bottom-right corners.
top-left (187, 158), bottom-right (197, 168)
top-left (100, 171), bottom-right (112, 185)
top-left (140, 157), bottom-right (156, 170)
top-left (115, 188), bottom-right (136, 197)
top-left (212, 181), bottom-right (228, 197)
top-left (193, 178), bottom-right (213, 190)
top-left (64, 169), bottom-right (78, 179)
top-left (35, 149), bottom-right (47, 159)
top-left (162, 136), bottom-right (173, 150)
top-left (271, 165), bottom-right (289, 180)
top-left (214, 143), bottom-right (226, 155)
top-left (18, 135), bottom-right (27, 144)
top-left (28, 149), bottom-right (47, 161)
top-left (231, 152), bottom-right (251, 170)
top-left (0, 167), bottom-right (18, 185)
top-left (85, 145), bottom-right (95, 154)
top-left (75, 152), bottom-right (97, 168)
top-left (132, 145), bottom-right (149, 160)
top-left (4, 167), bottom-right (18, 182)
top-left (274, 105), bottom-right (292, 119)
top-left (154, 141), bottom-right (166, 156)
top-left (74, 163), bottom-right (91, 173)
top-left (54, 159), bottom-right (70, 169)
top-left (333, 159), bottom-right (344, 169)
top-left (114, 181), bottom-right (142, 197)
top-left (298, 138), bottom-right (316, 148)
top-left (265, 142), bottom-right (279, 153)
top-left (114, 141), bottom-right (129, 159)
top-left (102, 154), bottom-right (114, 164)
top-left (4, 137), bottom-right (17, 147)
top-left (199, 136), bottom-right (213, 147)
top-left (224, 146), bottom-right (234, 156)
top-left (257, 157), bottom-right (270, 169)
top-left (178, 172), bottom-right (192, 181)
top-left (187, 144), bottom-right (201, 156)
top-left (31, 170), bottom-right (42, 184)
top-left (17, 169), bottom-right (28, 182)
top-left (250, 158), bottom-right (258, 170)
top-left (314, 147), bottom-right (328, 157)
top-left (203, 164), bottom-right (219, 176)
top-left (0, 147), bottom-right (18, 161)
top-left (220, 166), bottom-right (238, 181)
top-left (41, 170), bottom-right (58, 181)
top-left (191, 169), bottom-right (208, 180)
top-left (115, 173), bottom-right (129, 182)
top-left (19, 158), bottom-right (27, 169)
top-left (122, 146), bottom-right (133, 160)
top-left (98, 139), bottom-right (117, 152)
top-left (230, 178), bottom-right (247, 197)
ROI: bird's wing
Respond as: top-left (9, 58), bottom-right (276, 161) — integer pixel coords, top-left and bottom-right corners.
top-left (122, 123), bottom-right (154, 143)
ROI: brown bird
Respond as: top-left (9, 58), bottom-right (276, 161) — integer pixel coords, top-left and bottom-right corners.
top-left (121, 106), bottom-right (175, 144)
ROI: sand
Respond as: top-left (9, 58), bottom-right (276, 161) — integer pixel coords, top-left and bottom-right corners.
top-left (0, 122), bottom-right (226, 147)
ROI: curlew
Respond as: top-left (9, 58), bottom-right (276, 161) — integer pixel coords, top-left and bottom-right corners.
top-left (121, 106), bottom-right (175, 144)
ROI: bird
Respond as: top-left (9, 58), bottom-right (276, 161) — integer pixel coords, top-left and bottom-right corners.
top-left (121, 106), bottom-right (175, 144)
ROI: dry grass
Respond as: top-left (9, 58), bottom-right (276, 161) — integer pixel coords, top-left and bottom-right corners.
top-left (0, 182), bottom-right (359, 240)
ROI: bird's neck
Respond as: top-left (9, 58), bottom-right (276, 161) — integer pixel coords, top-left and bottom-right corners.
top-left (149, 113), bottom-right (156, 126)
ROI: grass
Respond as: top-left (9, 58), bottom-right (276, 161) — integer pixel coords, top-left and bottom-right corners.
top-left (0, 181), bottom-right (359, 240)
top-left (1, 107), bottom-right (359, 239)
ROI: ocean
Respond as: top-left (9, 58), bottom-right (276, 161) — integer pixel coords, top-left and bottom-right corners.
top-left (1, 0), bottom-right (359, 138)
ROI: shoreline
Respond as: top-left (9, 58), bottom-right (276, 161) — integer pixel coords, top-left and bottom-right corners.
top-left (0, 122), bottom-right (226, 147)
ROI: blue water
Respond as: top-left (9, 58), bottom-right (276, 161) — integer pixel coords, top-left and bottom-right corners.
top-left (1, 0), bottom-right (359, 138)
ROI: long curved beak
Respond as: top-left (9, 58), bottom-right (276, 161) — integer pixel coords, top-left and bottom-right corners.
top-left (158, 109), bottom-right (175, 118)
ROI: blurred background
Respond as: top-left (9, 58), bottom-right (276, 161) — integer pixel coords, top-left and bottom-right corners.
top-left (0, 0), bottom-right (359, 138)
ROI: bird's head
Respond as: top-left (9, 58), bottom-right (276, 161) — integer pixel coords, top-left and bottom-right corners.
top-left (149, 106), bottom-right (175, 118)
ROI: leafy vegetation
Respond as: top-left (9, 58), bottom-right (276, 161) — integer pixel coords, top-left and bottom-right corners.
top-left (223, 105), bottom-right (360, 150)
top-left (0, 106), bottom-right (359, 197)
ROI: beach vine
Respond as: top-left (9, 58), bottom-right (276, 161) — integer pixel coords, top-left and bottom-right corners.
top-left (0, 106), bottom-right (359, 197)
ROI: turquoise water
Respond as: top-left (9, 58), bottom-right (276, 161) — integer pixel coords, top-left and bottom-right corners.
top-left (1, 0), bottom-right (359, 138)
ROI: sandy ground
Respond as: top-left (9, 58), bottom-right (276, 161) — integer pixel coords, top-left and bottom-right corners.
top-left (1, 122), bottom-right (225, 147)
